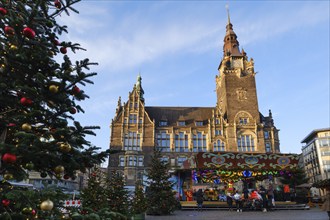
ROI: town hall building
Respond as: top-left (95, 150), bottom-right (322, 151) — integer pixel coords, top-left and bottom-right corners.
top-left (108, 12), bottom-right (281, 189)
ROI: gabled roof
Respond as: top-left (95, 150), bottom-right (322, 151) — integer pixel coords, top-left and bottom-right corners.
top-left (145, 106), bottom-right (214, 126)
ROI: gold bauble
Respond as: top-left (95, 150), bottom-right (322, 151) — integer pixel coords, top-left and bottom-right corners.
top-left (3, 173), bottom-right (13, 180)
top-left (10, 45), bottom-right (18, 50)
top-left (22, 123), bottom-right (32, 131)
top-left (54, 165), bottom-right (64, 174)
top-left (40, 199), bottom-right (54, 211)
top-left (59, 143), bottom-right (71, 153)
top-left (49, 85), bottom-right (59, 93)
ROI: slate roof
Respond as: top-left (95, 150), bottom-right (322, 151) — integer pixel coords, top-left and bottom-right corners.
top-left (145, 106), bottom-right (214, 126)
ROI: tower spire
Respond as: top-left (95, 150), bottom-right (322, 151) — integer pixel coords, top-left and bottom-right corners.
top-left (226, 4), bottom-right (230, 25)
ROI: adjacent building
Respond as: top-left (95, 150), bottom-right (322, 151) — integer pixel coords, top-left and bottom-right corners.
top-left (301, 128), bottom-right (330, 184)
top-left (108, 12), bottom-right (281, 188)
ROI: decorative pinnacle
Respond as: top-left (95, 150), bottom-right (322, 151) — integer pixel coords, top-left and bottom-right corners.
top-left (225, 3), bottom-right (230, 24)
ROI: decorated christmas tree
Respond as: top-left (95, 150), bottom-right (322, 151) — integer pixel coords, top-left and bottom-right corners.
top-left (0, 0), bottom-right (109, 218)
top-left (105, 170), bottom-right (129, 216)
top-left (145, 148), bottom-right (179, 215)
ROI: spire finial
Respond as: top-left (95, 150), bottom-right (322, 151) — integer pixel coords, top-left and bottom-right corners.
top-left (225, 3), bottom-right (230, 24)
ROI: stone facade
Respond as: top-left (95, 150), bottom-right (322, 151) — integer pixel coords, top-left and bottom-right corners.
top-left (108, 15), bottom-right (280, 187)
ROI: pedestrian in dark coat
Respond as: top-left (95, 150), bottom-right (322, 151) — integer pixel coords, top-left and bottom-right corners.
top-left (226, 192), bottom-right (233, 211)
top-left (196, 189), bottom-right (204, 211)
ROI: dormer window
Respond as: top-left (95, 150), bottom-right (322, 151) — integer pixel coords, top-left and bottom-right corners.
top-left (195, 121), bottom-right (203, 126)
top-left (178, 121), bottom-right (185, 126)
top-left (129, 114), bottom-right (137, 124)
top-left (239, 118), bottom-right (248, 125)
top-left (159, 120), bottom-right (168, 126)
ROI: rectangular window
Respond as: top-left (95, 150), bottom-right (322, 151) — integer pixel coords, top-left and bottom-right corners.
top-left (129, 114), bottom-right (137, 124)
top-left (175, 132), bottom-right (189, 152)
top-left (215, 119), bottom-right (220, 124)
top-left (195, 121), bottom-right (203, 126)
top-left (161, 157), bottom-right (169, 164)
top-left (128, 156), bottom-right (133, 166)
top-left (237, 135), bottom-right (255, 152)
top-left (264, 131), bottom-right (270, 139)
top-left (177, 156), bottom-right (187, 166)
top-left (215, 130), bottom-right (222, 136)
top-left (138, 156), bottom-right (143, 166)
top-left (123, 132), bottom-right (141, 151)
top-left (159, 121), bottom-right (168, 126)
top-left (119, 156), bottom-right (125, 167)
top-left (265, 143), bottom-right (271, 152)
top-left (156, 131), bottom-right (171, 152)
top-left (193, 132), bottom-right (207, 152)
top-left (178, 121), bottom-right (186, 126)
top-left (239, 118), bottom-right (248, 125)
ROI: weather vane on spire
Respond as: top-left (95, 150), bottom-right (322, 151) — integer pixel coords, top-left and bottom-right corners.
top-left (225, 3), bottom-right (230, 24)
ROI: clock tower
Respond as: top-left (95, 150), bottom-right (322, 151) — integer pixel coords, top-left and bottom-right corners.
top-left (216, 10), bottom-right (266, 152)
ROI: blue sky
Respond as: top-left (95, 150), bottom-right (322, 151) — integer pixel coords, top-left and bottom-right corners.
top-left (57, 0), bottom-right (329, 162)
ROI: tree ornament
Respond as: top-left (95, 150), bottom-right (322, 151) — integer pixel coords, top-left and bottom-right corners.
top-left (2, 199), bottom-right (10, 207)
top-left (63, 174), bottom-right (70, 180)
top-left (20, 97), bottom-right (33, 106)
top-left (31, 209), bottom-right (37, 216)
top-left (54, 0), bottom-right (62, 9)
top-left (3, 173), bottom-right (13, 180)
top-left (40, 172), bottom-right (47, 178)
top-left (22, 207), bottom-right (33, 214)
top-left (60, 47), bottom-right (67, 54)
top-left (69, 107), bottom-right (76, 114)
top-left (10, 45), bottom-right (18, 50)
top-left (59, 142), bottom-right (71, 152)
top-left (22, 123), bottom-right (32, 131)
top-left (25, 162), bottom-right (34, 170)
top-left (54, 165), bottom-right (65, 174)
top-left (0, 7), bottom-right (7, 15)
top-left (71, 85), bottom-right (80, 95)
top-left (2, 153), bottom-right (17, 163)
top-left (49, 85), bottom-right (59, 93)
top-left (22, 27), bottom-right (36, 39)
top-left (40, 199), bottom-right (54, 211)
top-left (4, 26), bottom-right (15, 35)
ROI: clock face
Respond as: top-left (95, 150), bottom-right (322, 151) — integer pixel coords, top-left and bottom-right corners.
top-left (232, 59), bottom-right (241, 68)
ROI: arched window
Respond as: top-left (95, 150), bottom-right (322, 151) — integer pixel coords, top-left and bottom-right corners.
top-left (214, 140), bottom-right (225, 152)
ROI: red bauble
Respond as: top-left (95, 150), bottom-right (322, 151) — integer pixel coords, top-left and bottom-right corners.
top-left (23, 27), bottom-right (36, 39)
top-left (1, 199), bottom-right (10, 207)
top-left (20, 97), bottom-right (33, 106)
top-left (69, 107), bottom-right (76, 114)
top-left (60, 47), bottom-right (67, 54)
top-left (2, 153), bottom-right (17, 163)
top-left (63, 174), bottom-right (70, 180)
top-left (4, 26), bottom-right (15, 35)
top-left (0, 7), bottom-right (7, 15)
top-left (31, 209), bottom-right (36, 216)
top-left (7, 123), bottom-right (16, 127)
top-left (72, 86), bottom-right (80, 95)
top-left (54, 0), bottom-right (62, 9)
top-left (53, 39), bottom-right (60, 46)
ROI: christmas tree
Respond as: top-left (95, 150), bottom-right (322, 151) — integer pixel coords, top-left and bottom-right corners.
top-left (145, 148), bottom-right (179, 215)
top-left (80, 166), bottom-right (106, 211)
top-left (130, 181), bottom-right (147, 215)
top-left (105, 170), bottom-right (129, 216)
top-left (0, 0), bottom-right (109, 218)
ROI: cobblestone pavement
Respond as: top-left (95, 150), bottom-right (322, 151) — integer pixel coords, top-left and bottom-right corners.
top-left (145, 207), bottom-right (328, 220)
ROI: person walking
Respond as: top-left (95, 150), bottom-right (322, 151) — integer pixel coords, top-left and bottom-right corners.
top-left (267, 183), bottom-right (275, 210)
top-left (196, 189), bottom-right (204, 212)
top-left (233, 191), bottom-right (243, 212)
top-left (321, 187), bottom-right (330, 220)
top-left (259, 185), bottom-right (268, 212)
top-left (226, 192), bottom-right (233, 211)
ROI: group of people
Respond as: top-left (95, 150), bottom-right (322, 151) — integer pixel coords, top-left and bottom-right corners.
top-left (226, 184), bottom-right (274, 212)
